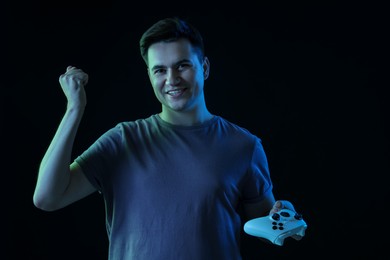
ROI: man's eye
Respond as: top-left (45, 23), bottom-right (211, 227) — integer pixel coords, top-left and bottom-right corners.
top-left (177, 64), bottom-right (190, 71)
top-left (154, 69), bottom-right (165, 75)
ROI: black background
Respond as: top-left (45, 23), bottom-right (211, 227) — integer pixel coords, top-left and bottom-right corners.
top-left (4, 1), bottom-right (389, 259)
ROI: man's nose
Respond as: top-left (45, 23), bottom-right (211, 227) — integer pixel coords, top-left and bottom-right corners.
top-left (165, 69), bottom-right (180, 85)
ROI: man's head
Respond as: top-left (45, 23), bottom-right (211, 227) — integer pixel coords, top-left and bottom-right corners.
top-left (139, 17), bottom-right (205, 67)
top-left (140, 17), bottom-right (211, 125)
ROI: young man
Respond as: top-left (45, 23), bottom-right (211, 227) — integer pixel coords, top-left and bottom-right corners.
top-left (33, 17), bottom-right (297, 259)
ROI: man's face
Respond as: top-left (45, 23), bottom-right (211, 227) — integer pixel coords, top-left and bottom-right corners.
top-left (147, 38), bottom-right (209, 113)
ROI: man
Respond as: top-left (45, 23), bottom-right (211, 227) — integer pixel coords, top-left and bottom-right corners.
top-left (33, 17), bottom-right (298, 259)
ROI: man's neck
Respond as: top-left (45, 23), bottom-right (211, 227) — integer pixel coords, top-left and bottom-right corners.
top-left (159, 109), bottom-right (213, 126)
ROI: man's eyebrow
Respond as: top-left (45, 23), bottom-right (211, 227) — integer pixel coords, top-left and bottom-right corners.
top-left (150, 64), bottom-right (165, 71)
top-left (150, 59), bottom-right (192, 71)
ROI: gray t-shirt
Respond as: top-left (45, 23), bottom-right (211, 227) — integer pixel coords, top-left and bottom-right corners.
top-left (75, 114), bottom-right (273, 260)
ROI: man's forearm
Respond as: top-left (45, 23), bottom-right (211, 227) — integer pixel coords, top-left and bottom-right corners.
top-left (33, 107), bottom-right (84, 210)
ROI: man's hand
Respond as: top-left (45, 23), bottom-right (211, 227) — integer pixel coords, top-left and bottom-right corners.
top-left (269, 200), bottom-right (305, 241)
top-left (269, 200), bottom-right (296, 214)
top-left (59, 66), bottom-right (89, 110)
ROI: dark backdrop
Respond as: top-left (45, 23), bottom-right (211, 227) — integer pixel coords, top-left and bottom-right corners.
top-left (4, 1), bottom-right (389, 259)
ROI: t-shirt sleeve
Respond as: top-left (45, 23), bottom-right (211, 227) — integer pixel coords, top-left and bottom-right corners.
top-left (74, 125), bottom-right (123, 192)
top-left (241, 137), bottom-right (273, 203)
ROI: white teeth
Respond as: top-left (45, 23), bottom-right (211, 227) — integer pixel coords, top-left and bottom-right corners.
top-left (167, 90), bottom-right (182, 95)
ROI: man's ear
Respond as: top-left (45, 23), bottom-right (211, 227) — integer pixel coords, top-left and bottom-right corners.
top-left (203, 57), bottom-right (210, 80)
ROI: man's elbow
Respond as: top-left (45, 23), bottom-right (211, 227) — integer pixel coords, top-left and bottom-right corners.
top-left (33, 193), bottom-right (58, 212)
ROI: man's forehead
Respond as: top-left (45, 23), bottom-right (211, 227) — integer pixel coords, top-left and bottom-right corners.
top-left (147, 40), bottom-right (196, 67)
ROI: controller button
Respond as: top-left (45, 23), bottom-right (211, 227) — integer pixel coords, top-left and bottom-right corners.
top-left (278, 226), bottom-right (284, 230)
top-left (272, 221), bottom-right (277, 225)
top-left (272, 225), bottom-right (278, 230)
top-left (271, 213), bottom-right (280, 221)
top-left (280, 211), bottom-right (291, 217)
top-left (278, 223), bottom-right (283, 226)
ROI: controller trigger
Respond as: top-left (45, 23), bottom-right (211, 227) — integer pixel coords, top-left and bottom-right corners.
top-left (294, 213), bottom-right (303, 220)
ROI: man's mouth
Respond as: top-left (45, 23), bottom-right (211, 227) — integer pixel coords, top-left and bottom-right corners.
top-left (166, 88), bottom-right (186, 97)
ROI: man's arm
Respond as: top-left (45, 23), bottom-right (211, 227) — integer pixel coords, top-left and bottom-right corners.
top-left (33, 66), bottom-right (96, 211)
top-left (243, 192), bottom-right (276, 221)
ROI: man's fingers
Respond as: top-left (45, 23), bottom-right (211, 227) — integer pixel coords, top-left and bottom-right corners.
top-left (269, 200), bottom-right (296, 214)
top-left (61, 66), bottom-right (88, 85)
top-left (270, 201), bottom-right (282, 213)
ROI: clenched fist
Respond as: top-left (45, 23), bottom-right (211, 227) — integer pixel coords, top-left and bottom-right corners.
top-left (59, 66), bottom-right (89, 109)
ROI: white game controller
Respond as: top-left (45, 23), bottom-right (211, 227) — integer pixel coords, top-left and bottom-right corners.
top-left (243, 208), bottom-right (307, 246)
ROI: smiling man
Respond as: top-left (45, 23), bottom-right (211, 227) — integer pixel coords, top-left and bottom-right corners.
top-left (146, 37), bottom-right (212, 126)
top-left (33, 17), bottom-right (297, 259)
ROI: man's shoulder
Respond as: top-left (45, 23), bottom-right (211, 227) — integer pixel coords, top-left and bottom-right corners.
top-left (215, 116), bottom-right (260, 141)
top-left (216, 116), bottom-right (254, 133)
top-left (115, 114), bottom-right (159, 129)
top-left (97, 115), bottom-right (159, 141)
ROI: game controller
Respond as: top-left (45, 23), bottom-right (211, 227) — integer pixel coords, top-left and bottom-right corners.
top-left (243, 208), bottom-right (307, 246)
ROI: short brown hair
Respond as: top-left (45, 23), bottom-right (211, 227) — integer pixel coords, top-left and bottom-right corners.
top-left (139, 17), bottom-right (205, 66)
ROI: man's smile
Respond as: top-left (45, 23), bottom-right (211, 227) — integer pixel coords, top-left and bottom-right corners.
top-left (165, 88), bottom-right (187, 97)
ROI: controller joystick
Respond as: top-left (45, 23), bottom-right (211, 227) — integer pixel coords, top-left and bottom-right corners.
top-left (243, 209), bottom-right (307, 246)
